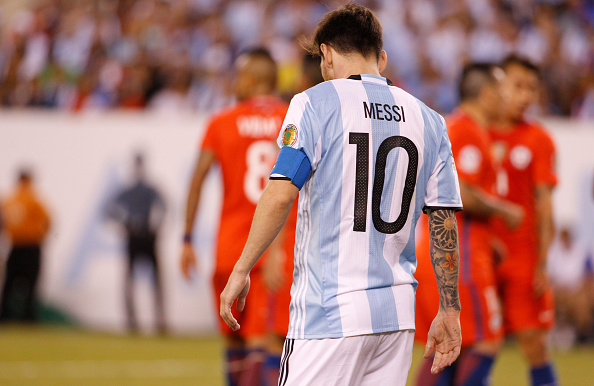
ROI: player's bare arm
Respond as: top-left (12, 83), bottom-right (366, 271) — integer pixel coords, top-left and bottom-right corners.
top-left (459, 181), bottom-right (524, 228)
top-left (181, 150), bottom-right (216, 280)
top-left (424, 208), bottom-right (462, 374)
top-left (534, 185), bottom-right (554, 296)
top-left (428, 209), bottom-right (461, 312)
top-left (220, 179), bottom-right (298, 331)
top-left (262, 222), bottom-right (288, 292)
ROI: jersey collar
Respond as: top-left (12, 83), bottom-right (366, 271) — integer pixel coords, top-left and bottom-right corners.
top-left (348, 74), bottom-right (394, 86)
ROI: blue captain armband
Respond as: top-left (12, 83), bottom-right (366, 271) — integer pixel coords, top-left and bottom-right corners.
top-left (269, 147), bottom-right (312, 190)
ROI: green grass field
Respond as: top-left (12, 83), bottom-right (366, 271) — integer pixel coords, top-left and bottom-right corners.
top-left (0, 326), bottom-right (592, 385)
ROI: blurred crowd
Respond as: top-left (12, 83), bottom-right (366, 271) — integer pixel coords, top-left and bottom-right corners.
top-left (0, 0), bottom-right (593, 115)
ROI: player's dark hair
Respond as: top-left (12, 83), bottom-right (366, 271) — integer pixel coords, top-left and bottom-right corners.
top-left (501, 54), bottom-right (540, 77)
top-left (18, 168), bottom-right (32, 183)
top-left (134, 152), bottom-right (145, 167)
top-left (458, 62), bottom-right (499, 102)
top-left (238, 46), bottom-right (277, 91)
top-left (304, 4), bottom-right (383, 61)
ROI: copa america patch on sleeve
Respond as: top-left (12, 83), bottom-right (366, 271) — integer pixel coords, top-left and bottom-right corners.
top-left (282, 124), bottom-right (298, 147)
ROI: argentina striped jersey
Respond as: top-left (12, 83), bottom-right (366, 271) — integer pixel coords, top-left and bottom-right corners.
top-left (272, 74), bottom-right (462, 339)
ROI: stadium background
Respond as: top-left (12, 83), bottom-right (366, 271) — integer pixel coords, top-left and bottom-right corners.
top-left (0, 0), bottom-right (593, 384)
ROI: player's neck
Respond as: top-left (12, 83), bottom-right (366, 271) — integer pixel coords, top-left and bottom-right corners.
top-left (239, 92), bottom-right (276, 103)
top-left (494, 116), bottom-right (522, 132)
top-left (333, 56), bottom-right (381, 79)
top-left (459, 102), bottom-right (489, 130)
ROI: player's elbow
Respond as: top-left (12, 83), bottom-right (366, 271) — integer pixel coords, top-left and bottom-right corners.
top-left (264, 180), bottom-right (298, 208)
top-left (268, 191), bottom-right (297, 210)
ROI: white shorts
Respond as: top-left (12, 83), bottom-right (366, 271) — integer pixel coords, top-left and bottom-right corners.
top-left (278, 329), bottom-right (414, 386)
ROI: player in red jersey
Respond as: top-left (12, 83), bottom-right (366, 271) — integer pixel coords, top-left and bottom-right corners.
top-left (180, 48), bottom-right (295, 386)
top-left (415, 63), bottom-right (524, 386)
top-left (490, 55), bottom-right (558, 386)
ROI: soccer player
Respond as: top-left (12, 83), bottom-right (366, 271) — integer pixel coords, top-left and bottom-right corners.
top-left (180, 47), bottom-right (294, 386)
top-left (414, 63), bottom-right (524, 385)
top-left (490, 55), bottom-right (558, 386)
top-left (220, 5), bottom-right (463, 385)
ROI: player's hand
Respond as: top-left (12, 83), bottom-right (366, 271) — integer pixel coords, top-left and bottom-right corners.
top-left (424, 310), bottom-right (462, 374)
top-left (500, 202), bottom-right (524, 229)
top-left (220, 271), bottom-right (251, 331)
top-left (533, 263), bottom-right (549, 297)
top-left (263, 248), bottom-right (285, 292)
top-left (180, 242), bottom-right (198, 280)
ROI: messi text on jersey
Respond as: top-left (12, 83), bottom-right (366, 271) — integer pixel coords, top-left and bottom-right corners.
top-left (363, 101), bottom-right (406, 122)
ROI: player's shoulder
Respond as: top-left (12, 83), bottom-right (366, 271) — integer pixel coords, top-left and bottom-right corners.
top-left (207, 99), bottom-right (285, 127)
top-left (521, 120), bottom-right (556, 148)
top-left (523, 120), bottom-right (552, 137)
top-left (301, 80), bottom-right (340, 103)
top-left (207, 104), bottom-right (241, 126)
top-left (413, 95), bottom-right (447, 141)
top-left (446, 111), bottom-right (473, 130)
top-left (447, 112), bottom-right (483, 139)
top-left (286, 81), bottom-right (342, 118)
top-left (301, 77), bottom-right (392, 103)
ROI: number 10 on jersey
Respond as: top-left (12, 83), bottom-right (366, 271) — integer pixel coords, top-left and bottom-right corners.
top-left (349, 133), bottom-right (418, 235)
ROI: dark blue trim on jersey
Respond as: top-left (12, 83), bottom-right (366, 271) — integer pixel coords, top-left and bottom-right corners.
top-left (348, 74), bottom-right (394, 86)
top-left (270, 147), bottom-right (312, 190)
top-left (423, 205), bottom-right (464, 214)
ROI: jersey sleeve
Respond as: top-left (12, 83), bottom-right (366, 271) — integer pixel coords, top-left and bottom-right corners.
top-left (448, 122), bottom-right (482, 186)
top-left (200, 116), bottom-right (220, 156)
top-left (270, 93), bottom-right (319, 187)
top-left (275, 92), bottom-right (319, 162)
top-left (424, 116), bottom-right (464, 212)
top-left (533, 128), bottom-right (558, 187)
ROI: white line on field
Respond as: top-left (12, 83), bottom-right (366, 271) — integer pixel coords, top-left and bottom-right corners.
top-left (0, 359), bottom-right (221, 378)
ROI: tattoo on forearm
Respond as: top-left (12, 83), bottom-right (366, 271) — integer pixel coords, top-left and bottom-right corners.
top-left (428, 209), bottom-right (461, 312)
